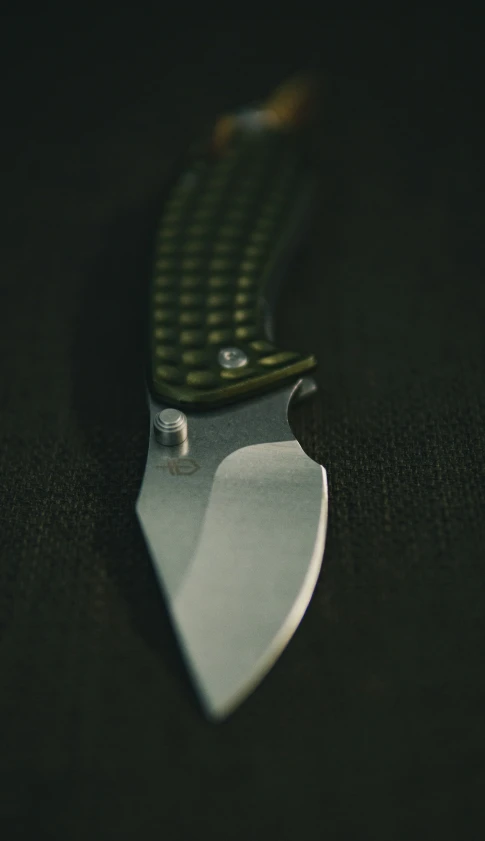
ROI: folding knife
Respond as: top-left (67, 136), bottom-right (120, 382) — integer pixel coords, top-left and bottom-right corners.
top-left (136, 75), bottom-right (328, 719)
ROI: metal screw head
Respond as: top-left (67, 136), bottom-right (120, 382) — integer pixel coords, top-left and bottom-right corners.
top-left (218, 347), bottom-right (248, 370)
top-left (154, 408), bottom-right (188, 446)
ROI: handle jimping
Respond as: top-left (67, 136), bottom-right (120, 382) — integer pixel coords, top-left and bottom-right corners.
top-left (149, 75), bottom-right (319, 409)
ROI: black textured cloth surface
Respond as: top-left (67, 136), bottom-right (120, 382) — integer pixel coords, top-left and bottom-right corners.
top-left (1, 11), bottom-right (485, 840)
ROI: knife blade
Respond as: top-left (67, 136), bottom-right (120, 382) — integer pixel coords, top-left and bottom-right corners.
top-left (136, 74), bottom-right (328, 719)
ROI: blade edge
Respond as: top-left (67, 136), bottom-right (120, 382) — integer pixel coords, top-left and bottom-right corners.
top-left (201, 464), bottom-right (328, 720)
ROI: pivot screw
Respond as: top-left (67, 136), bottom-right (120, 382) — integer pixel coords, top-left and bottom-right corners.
top-left (218, 347), bottom-right (248, 370)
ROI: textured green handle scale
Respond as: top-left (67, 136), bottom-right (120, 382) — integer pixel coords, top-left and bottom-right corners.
top-left (149, 113), bottom-right (316, 409)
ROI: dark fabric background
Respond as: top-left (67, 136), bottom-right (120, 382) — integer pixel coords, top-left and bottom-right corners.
top-left (1, 9), bottom-right (485, 840)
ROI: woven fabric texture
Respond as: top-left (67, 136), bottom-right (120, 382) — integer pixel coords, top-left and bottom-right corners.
top-left (1, 11), bottom-right (484, 840)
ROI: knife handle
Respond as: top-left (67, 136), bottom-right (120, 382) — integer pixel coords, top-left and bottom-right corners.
top-left (149, 75), bottom-right (319, 409)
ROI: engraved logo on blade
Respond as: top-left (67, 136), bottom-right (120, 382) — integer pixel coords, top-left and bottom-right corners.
top-left (156, 458), bottom-right (201, 475)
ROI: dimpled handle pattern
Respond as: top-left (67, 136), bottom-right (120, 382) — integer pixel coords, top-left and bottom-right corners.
top-left (149, 127), bottom-right (316, 408)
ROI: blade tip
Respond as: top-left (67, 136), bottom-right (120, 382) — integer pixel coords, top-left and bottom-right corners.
top-left (197, 686), bottom-right (247, 723)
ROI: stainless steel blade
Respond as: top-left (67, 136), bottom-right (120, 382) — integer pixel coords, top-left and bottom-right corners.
top-left (136, 378), bottom-right (327, 719)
